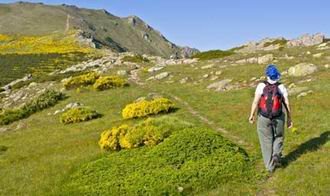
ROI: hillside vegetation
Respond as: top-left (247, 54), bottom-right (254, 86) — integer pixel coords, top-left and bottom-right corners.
top-left (0, 2), bottom-right (191, 57)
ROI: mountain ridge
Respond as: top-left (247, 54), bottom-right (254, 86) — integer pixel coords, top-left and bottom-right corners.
top-left (0, 1), bottom-right (199, 58)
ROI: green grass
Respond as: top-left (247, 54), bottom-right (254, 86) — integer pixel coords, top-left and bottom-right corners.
top-left (0, 45), bottom-right (329, 195)
top-left (191, 50), bottom-right (235, 60)
top-left (62, 125), bottom-right (255, 195)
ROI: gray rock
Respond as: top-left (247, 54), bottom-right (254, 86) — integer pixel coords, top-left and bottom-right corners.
top-left (258, 54), bottom-right (274, 64)
top-left (117, 70), bottom-right (128, 76)
top-left (207, 79), bottom-right (233, 92)
top-left (288, 63), bottom-right (318, 77)
top-left (313, 53), bottom-right (323, 58)
top-left (297, 90), bottom-right (313, 98)
top-left (147, 72), bottom-right (170, 81)
top-left (210, 76), bottom-right (219, 81)
top-left (201, 64), bottom-right (214, 69)
top-left (288, 87), bottom-right (309, 96)
top-left (155, 72), bottom-right (170, 80)
top-left (287, 33), bottom-right (325, 47)
top-left (148, 66), bottom-right (165, 73)
top-left (215, 71), bottom-right (222, 75)
top-left (203, 74), bottom-right (209, 78)
top-left (180, 77), bottom-right (192, 84)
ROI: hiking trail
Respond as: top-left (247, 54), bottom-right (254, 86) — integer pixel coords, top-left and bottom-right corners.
top-left (128, 68), bottom-right (251, 150)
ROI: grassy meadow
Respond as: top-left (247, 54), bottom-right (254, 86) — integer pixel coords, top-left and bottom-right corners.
top-left (0, 42), bottom-right (329, 195)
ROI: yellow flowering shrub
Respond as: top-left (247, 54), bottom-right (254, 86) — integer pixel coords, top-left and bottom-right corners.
top-left (93, 76), bottom-right (128, 91)
top-left (99, 117), bottom-right (189, 151)
top-left (99, 125), bottom-right (129, 151)
top-left (0, 34), bottom-right (11, 42)
top-left (60, 107), bottom-right (101, 124)
top-left (63, 72), bottom-right (100, 89)
top-left (122, 98), bottom-right (175, 119)
top-left (0, 31), bottom-right (93, 54)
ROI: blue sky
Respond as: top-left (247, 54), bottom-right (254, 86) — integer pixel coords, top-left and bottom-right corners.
top-left (1, 0), bottom-right (329, 51)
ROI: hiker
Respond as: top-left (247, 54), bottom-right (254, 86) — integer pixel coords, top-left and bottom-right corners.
top-left (248, 64), bottom-right (293, 172)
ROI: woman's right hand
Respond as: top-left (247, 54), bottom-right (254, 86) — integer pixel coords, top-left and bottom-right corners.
top-left (248, 115), bottom-right (255, 124)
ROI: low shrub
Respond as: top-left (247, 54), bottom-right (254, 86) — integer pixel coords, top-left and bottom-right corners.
top-left (122, 55), bottom-right (150, 63)
top-left (63, 72), bottom-right (99, 89)
top-left (64, 127), bottom-right (255, 195)
top-left (60, 107), bottom-right (101, 124)
top-left (93, 76), bottom-right (128, 91)
top-left (99, 117), bottom-right (191, 151)
top-left (0, 90), bottom-right (65, 125)
top-left (122, 98), bottom-right (175, 119)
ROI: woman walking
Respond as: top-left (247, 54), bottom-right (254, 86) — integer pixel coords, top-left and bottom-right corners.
top-left (249, 64), bottom-right (293, 172)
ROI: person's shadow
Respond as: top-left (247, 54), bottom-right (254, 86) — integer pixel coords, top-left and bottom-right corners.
top-left (282, 131), bottom-right (329, 167)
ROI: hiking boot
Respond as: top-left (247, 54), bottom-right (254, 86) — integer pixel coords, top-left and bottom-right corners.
top-left (273, 154), bottom-right (282, 168)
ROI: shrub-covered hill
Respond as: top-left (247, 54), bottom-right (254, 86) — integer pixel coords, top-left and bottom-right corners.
top-left (0, 2), bottom-right (198, 57)
top-left (63, 126), bottom-right (255, 195)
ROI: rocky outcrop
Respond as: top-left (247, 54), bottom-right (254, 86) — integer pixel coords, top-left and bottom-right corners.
top-left (179, 47), bottom-right (200, 58)
top-left (236, 37), bottom-right (286, 53)
top-left (1, 74), bottom-right (33, 92)
top-left (287, 33), bottom-right (325, 47)
top-left (288, 63), bottom-right (318, 77)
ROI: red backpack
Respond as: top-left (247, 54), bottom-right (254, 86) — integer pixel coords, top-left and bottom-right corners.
top-left (258, 81), bottom-right (283, 119)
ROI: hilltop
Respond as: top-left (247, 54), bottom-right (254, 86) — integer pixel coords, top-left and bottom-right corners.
top-left (0, 1), bottom-right (198, 58)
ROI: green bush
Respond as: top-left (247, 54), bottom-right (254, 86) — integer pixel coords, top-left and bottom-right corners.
top-left (122, 98), bottom-right (175, 119)
top-left (63, 72), bottom-right (99, 89)
top-left (93, 76), bottom-right (128, 91)
top-left (191, 50), bottom-right (235, 60)
top-left (99, 116), bottom-right (192, 151)
top-left (0, 90), bottom-right (65, 125)
top-left (122, 55), bottom-right (150, 63)
top-left (60, 107), bottom-right (101, 124)
top-left (64, 127), bottom-right (255, 195)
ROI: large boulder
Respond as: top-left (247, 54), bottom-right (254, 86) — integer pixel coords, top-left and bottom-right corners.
top-left (288, 63), bottom-right (318, 77)
top-left (287, 33), bottom-right (325, 47)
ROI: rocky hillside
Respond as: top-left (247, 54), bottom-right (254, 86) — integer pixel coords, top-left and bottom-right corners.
top-left (0, 2), bottom-right (198, 58)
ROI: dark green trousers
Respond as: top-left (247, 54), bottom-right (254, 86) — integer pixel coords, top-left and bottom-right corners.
top-left (257, 113), bottom-right (285, 171)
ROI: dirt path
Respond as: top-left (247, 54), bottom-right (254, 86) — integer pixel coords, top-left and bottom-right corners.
top-left (128, 68), bottom-right (251, 150)
top-left (65, 14), bottom-right (71, 33)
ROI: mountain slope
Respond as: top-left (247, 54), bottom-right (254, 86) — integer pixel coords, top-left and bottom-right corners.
top-left (0, 2), bottom-right (198, 57)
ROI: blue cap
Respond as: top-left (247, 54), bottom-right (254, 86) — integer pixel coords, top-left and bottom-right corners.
top-left (265, 64), bottom-right (281, 80)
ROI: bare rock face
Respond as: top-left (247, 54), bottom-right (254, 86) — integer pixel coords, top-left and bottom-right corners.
top-left (288, 63), bottom-right (318, 77)
top-left (179, 47), bottom-right (200, 58)
top-left (287, 33), bottom-right (325, 47)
